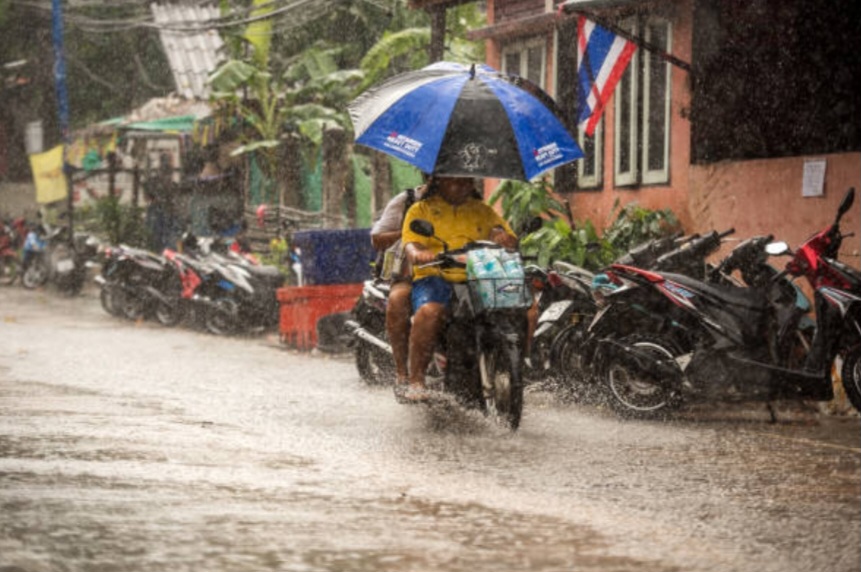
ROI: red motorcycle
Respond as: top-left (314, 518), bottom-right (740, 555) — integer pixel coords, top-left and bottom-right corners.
top-left (0, 218), bottom-right (26, 286)
top-left (775, 187), bottom-right (861, 411)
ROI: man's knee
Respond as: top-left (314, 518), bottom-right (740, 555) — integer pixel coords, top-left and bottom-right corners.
top-left (414, 301), bottom-right (445, 325)
top-left (387, 283), bottom-right (412, 321)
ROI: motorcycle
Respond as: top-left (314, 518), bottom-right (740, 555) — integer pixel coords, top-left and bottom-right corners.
top-left (345, 278), bottom-right (396, 385)
top-left (94, 244), bottom-right (173, 320)
top-left (153, 234), bottom-right (273, 335)
top-left (547, 230), bottom-right (728, 400)
top-left (524, 260), bottom-right (595, 382)
top-left (580, 188), bottom-right (861, 418)
top-left (200, 239), bottom-right (284, 332)
top-left (407, 219), bottom-right (532, 430)
top-left (0, 217), bottom-right (26, 285)
top-left (22, 224), bottom-right (98, 295)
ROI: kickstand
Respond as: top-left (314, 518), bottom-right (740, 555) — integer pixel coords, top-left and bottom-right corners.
top-left (766, 402), bottom-right (778, 424)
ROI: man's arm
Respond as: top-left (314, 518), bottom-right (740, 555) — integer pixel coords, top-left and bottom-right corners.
top-left (370, 193), bottom-right (408, 250)
top-left (371, 230), bottom-right (401, 251)
top-left (404, 241), bottom-right (436, 265)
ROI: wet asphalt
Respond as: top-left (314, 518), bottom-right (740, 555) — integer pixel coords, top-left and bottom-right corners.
top-left (0, 284), bottom-right (859, 572)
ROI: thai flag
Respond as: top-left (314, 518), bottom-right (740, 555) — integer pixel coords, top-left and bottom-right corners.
top-left (576, 15), bottom-right (637, 136)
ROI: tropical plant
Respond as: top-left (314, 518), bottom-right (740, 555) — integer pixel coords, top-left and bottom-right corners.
top-left (488, 178), bottom-right (568, 236)
top-left (357, 4), bottom-right (485, 91)
top-left (602, 199), bottom-right (682, 253)
top-left (520, 217), bottom-right (616, 270)
top-left (92, 195), bottom-right (148, 247)
top-left (492, 179), bottom-right (682, 271)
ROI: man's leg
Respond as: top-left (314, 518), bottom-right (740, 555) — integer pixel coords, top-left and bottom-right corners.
top-left (386, 281), bottom-right (412, 384)
top-left (408, 301), bottom-right (446, 390)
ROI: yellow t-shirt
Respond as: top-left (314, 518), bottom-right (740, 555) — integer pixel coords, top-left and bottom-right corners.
top-left (402, 194), bottom-right (514, 282)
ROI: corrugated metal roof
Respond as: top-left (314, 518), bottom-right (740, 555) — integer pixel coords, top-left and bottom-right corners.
top-left (151, 3), bottom-right (225, 100)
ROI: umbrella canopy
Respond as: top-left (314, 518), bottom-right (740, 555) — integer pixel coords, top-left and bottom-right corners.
top-left (349, 62), bottom-right (583, 182)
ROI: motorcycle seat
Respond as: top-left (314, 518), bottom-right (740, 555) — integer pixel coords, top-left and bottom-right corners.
top-left (663, 272), bottom-right (768, 311)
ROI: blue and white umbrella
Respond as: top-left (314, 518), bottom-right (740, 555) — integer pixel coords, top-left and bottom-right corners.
top-left (348, 62), bottom-right (583, 181)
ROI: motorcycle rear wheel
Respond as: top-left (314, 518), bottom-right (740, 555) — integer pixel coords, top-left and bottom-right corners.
top-left (121, 293), bottom-right (148, 321)
top-left (154, 300), bottom-right (182, 327)
top-left (840, 346), bottom-right (861, 413)
top-left (605, 334), bottom-right (683, 419)
top-left (0, 255), bottom-right (19, 286)
top-left (479, 346), bottom-right (524, 431)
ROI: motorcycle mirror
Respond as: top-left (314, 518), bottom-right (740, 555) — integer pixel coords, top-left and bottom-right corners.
top-left (409, 219), bottom-right (435, 238)
top-left (837, 187), bottom-right (855, 222)
top-left (765, 241), bottom-right (791, 256)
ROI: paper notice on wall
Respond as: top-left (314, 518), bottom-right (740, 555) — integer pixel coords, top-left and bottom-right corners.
top-left (802, 158), bottom-right (826, 197)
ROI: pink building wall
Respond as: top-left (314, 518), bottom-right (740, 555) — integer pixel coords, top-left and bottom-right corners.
top-left (690, 153), bottom-right (861, 262)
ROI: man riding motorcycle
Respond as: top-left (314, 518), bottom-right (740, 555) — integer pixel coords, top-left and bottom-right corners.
top-left (400, 176), bottom-right (517, 402)
top-left (369, 180), bottom-right (428, 388)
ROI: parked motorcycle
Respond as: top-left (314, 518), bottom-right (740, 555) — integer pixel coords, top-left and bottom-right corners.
top-left (153, 234), bottom-right (280, 335)
top-left (94, 244), bottom-right (173, 320)
top-left (0, 217), bottom-right (26, 285)
top-left (22, 224), bottom-right (98, 295)
top-left (407, 219), bottom-right (532, 430)
top-left (580, 188), bottom-right (861, 418)
top-left (546, 231), bottom-right (723, 400)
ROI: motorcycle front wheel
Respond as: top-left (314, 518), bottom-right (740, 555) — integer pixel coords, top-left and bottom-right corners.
top-left (0, 255), bottom-right (19, 286)
top-left (479, 345), bottom-right (524, 431)
top-left (550, 322), bottom-right (599, 402)
top-left (840, 346), bottom-right (861, 413)
top-left (605, 334), bottom-right (683, 420)
top-left (99, 283), bottom-right (124, 316)
top-left (22, 258), bottom-right (49, 289)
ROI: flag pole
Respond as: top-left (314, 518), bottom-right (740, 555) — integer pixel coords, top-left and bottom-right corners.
top-left (561, 6), bottom-right (693, 73)
top-left (51, 0), bottom-right (74, 244)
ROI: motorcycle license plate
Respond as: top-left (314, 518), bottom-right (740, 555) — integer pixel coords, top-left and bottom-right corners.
top-left (56, 259), bottom-right (75, 273)
top-left (537, 300), bottom-right (572, 323)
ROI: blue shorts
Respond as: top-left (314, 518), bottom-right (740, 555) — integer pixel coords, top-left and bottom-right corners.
top-left (411, 276), bottom-right (453, 310)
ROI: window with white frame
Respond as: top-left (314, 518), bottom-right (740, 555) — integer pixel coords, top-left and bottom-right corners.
top-left (614, 17), bottom-right (672, 187)
top-left (577, 119), bottom-right (602, 188)
top-left (501, 37), bottom-right (546, 88)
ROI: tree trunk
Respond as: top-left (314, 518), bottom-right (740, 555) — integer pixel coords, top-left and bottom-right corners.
top-left (371, 151), bottom-right (392, 219)
top-left (322, 127), bottom-right (347, 229)
top-left (281, 134), bottom-right (303, 209)
top-left (428, 6), bottom-right (446, 63)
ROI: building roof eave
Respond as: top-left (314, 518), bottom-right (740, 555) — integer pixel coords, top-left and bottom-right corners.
top-left (466, 13), bottom-right (557, 42)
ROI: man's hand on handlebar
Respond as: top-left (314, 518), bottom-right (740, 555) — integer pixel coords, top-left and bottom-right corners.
top-left (490, 226), bottom-right (517, 249)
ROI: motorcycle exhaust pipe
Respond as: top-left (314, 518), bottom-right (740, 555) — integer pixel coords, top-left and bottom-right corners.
top-left (344, 320), bottom-right (393, 354)
top-left (143, 285), bottom-right (174, 306)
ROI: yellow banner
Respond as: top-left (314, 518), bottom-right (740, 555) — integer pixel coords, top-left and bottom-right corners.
top-left (29, 145), bottom-right (68, 204)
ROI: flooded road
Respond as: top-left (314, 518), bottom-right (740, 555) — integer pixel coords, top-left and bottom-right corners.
top-left (1, 286), bottom-right (859, 572)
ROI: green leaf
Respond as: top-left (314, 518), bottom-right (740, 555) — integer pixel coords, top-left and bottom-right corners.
top-left (208, 59), bottom-right (258, 93)
top-left (230, 140), bottom-right (281, 156)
